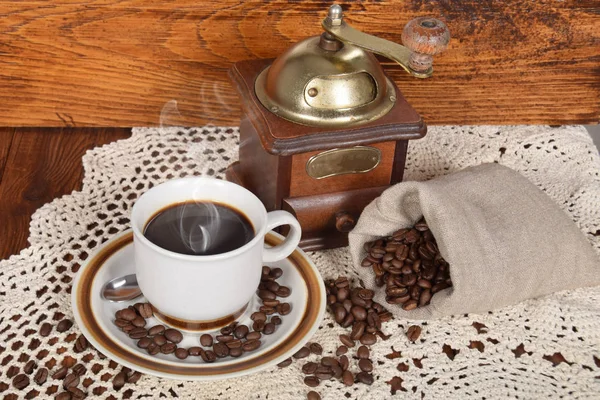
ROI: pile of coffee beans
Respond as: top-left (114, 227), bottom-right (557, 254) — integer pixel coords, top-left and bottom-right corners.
top-left (112, 266), bottom-right (291, 362)
top-left (325, 276), bottom-right (392, 345)
top-left (277, 276), bottom-right (391, 399)
top-left (361, 218), bottom-right (452, 310)
top-left (298, 343), bottom-right (376, 389)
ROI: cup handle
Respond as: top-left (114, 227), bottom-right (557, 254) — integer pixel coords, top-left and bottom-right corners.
top-left (262, 210), bottom-right (302, 263)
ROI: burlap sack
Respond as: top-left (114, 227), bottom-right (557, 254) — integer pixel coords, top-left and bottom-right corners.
top-left (348, 163), bottom-right (600, 319)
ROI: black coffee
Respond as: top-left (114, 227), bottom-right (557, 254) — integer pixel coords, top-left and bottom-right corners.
top-left (143, 201), bottom-right (254, 256)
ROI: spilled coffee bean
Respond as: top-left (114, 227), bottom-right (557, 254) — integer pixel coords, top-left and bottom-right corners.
top-left (406, 325), bottom-right (422, 342)
top-left (361, 217), bottom-right (453, 310)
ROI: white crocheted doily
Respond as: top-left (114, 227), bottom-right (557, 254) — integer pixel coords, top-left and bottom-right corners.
top-left (1, 125), bottom-right (599, 399)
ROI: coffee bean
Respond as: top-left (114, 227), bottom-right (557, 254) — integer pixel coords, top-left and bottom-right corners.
top-left (356, 371), bottom-right (374, 385)
top-left (339, 355), bottom-right (349, 371)
top-left (336, 346), bottom-right (348, 356)
top-left (271, 316), bottom-right (282, 325)
top-left (234, 325), bottom-right (249, 339)
top-left (223, 346), bottom-right (239, 357)
top-left (138, 303), bottom-right (153, 318)
top-left (293, 346), bottom-right (310, 359)
top-left (342, 370), bottom-right (354, 386)
top-left (63, 373), bottom-right (79, 389)
top-left (226, 340), bottom-right (242, 349)
top-left (332, 304), bottom-right (347, 324)
top-left (350, 305), bottom-right (367, 321)
top-left (122, 324), bottom-right (135, 333)
top-left (251, 312), bottom-right (267, 322)
top-left (356, 346), bottom-right (370, 359)
top-left (112, 371), bottom-right (126, 390)
top-left (34, 367), bottom-right (48, 385)
top-left (128, 328), bottom-right (147, 339)
top-left (253, 320), bottom-right (265, 332)
top-left (337, 287), bottom-right (350, 301)
top-left (406, 325), bottom-right (422, 342)
top-left (175, 348), bottom-right (188, 359)
top-left (114, 318), bottom-right (131, 328)
top-left (39, 322), bottom-right (53, 337)
top-left (262, 299), bottom-right (280, 308)
top-left (57, 319), bottom-right (74, 333)
top-left (358, 359), bottom-right (373, 372)
top-left (147, 343), bottom-right (160, 355)
top-left (55, 392), bottom-right (72, 400)
top-left (260, 306), bottom-right (276, 315)
top-left (74, 334), bottom-right (88, 353)
top-left (23, 360), bottom-right (36, 375)
top-left (220, 325), bottom-right (234, 335)
top-left (309, 343), bottom-right (323, 355)
top-left (359, 333), bottom-right (376, 346)
top-left (160, 343), bottom-right (176, 354)
top-left (314, 369), bottom-right (333, 380)
top-left (127, 371), bottom-right (142, 384)
top-left (188, 346), bottom-right (202, 356)
top-left (350, 321), bottom-right (366, 340)
top-left (153, 335), bottom-right (167, 346)
top-left (277, 358), bottom-right (292, 368)
top-left (261, 266), bottom-right (271, 277)
top-left (216, 334), bottom-right (234, 343)
top-left (304, 376), bottom-right (320, 387)
top-left (270, 267), bottom-right (283, 279)
top-left (212, 342), bottom-right (229, 358)
top-left (341, 313), bottom-right (354, 328)
top-left (332, 364), bottom-right (343, 379)
top-left (321, 357), bottom-right (338, 368)
top-left (118, 309), bottom-right (137, 322)
top-left (263, 323), bottom-right (276, 335)
top-left (275, 286), bottom-right (291, 298)
top-left (164, 328), bottom-right (183, 343)
top-left (131, 316), bottom-right (146, 328)
top-left (242, 340), bottom-right (261, 352)
top-left (246, 331), bottom-right (262, 341)
top-left (276, 303), bottom-right (291, 315)
top-left (402, 300), bottom-right (418, 311)
top-left (307, 390), bottom-right (321, 400)
top-left (257, 289), bottom-right (276, 300)
top-left (72, 364), bottom-right (86, 377)
top-left (199, 334), bottom-right (213, 347)
top-left (68, 387), bottom-right (86, 399)
top-left (137, 337), bottom-right (152, 349)
top-left (342, 299), bottom-right (353, 312)
top-left (302, 362), bottom-right (318, 374)
top-left (52, 366), bottom-right (69, 380)
top-left (339, 335), bottom-right (355, 348)
top-left (417, 279), bottom-right (432, 289)
top-left (148, 325), bottom-right (165, 336)
top-left (202, 350), bottom-right (217, 363)
top-left (12, 373), bottom-right (29, 390)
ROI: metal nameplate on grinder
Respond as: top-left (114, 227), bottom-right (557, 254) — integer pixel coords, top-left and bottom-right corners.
top-left (306, 146), bottom-right (381, 179)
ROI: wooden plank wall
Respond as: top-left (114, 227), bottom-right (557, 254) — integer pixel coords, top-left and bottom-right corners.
top-left (0, 0), bottom-right (598, 127)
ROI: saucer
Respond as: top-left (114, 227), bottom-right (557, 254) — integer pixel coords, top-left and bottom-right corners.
top-left (71, 229), bottom-right (326, 381)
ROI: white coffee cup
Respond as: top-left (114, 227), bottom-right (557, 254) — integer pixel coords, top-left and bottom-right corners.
top-left (131, 177), bottom-right (301, 328)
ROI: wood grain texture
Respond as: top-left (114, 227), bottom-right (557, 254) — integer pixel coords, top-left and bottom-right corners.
top-left (0, 128), bottom-right (130, 260)
top-left (0, 1), bottom-right (598, 127)
top-left (0, 128), bottom-right (15, 184)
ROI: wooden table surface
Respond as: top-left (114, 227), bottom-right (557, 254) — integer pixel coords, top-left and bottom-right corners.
top-left (0, 127), bottom-right (131, 260)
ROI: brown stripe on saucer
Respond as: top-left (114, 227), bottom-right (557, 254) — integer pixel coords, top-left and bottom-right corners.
top-left (76, 231), bottom-right (323, 376)
top-left (152, 303), bottom-right (249, 332)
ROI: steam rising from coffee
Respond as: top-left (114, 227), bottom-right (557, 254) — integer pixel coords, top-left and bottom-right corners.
top-left (147, 99), bottom-right (253, 256)
top-left (178, 201), bottom-right (220, 254)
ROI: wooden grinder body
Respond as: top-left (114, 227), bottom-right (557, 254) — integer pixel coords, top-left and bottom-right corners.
top-left (226, 59), bottom-right (426, 251)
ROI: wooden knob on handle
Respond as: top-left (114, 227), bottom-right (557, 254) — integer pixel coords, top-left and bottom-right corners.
top-left (401, 17), bottom-right (450, 73)
top-left (335, 211), bottom-right (356, 233)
